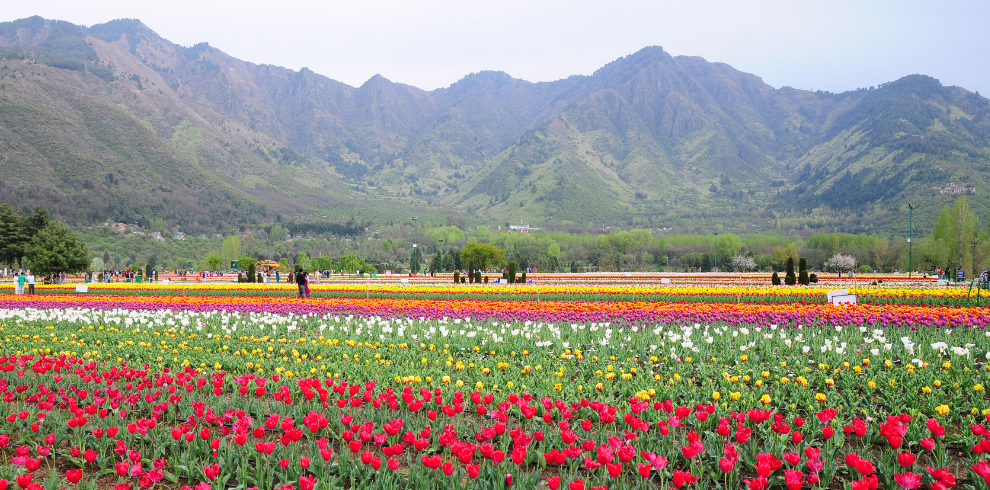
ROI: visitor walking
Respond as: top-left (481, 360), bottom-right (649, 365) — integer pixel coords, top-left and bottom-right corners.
top-left (26, 270), bottom-right (35, 294)
top-left (294, 269), bottom-right (305, 298)
top-left (302, 271), bottom-right (311, 298)
top-left (15, 272), bottom-right (24, 295)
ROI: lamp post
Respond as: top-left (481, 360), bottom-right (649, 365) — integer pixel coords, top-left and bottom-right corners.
top-left (412, 217), bottom-right (419, 274)
top-left (713, 232), bottom-right (719, 273)
top-left (908, 204), bottom-right (914, 278)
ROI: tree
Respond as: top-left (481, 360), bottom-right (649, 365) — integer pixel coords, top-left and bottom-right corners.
top-left (784, 257), bottom-right (796, 285)
top-left (247, 262), bottom-right (257, 283)
top-left (269, 224), bottom-right (286, 242)
top-left (204, 253), bottom-right (223, 271)
top-left (798, 257), bottom-right (809, 285)
top-left (428, 252), bottom-right (442, 274)
top-left (237, 256), bottom-right (257, 271)
top-left (950, 196), bottom-right (977, 272)
top-left (90, 257), bottom-right (104, 271)
top-left (221, 236), bottom-right (242, 269)
top-left (460, 242), bottom-right (506, 270)
top-left (732, 254), bottom-right (756, 271)
top-left (823, 253), bottom-right (856, 272)
top-left (0, 204), bottom-right (30, 267)
top-left (24, 221), bottom-right (89, 275)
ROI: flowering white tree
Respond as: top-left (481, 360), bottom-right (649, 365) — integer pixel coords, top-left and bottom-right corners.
top-left (732, 254), bottom-right (757, 271)
top-left (823, 253), bottom-right (856, 272)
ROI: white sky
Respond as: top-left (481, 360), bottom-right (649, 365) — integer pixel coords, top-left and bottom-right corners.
top-left (3, 0), bottom-right (989, 95)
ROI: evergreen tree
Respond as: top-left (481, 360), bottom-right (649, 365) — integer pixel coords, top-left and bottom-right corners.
top-left (798, 257), bottom-right (809, 285)
top-left (24, 221), bottom-right (89, 276)
top-left (784, 257), bottom-right (796, 285)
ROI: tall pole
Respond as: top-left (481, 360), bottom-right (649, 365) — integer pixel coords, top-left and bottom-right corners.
top-left (438, 239), bottom-right (444, 273)
top-left (412, 217), bottom-right (418, 274)
top-left (713, 232), bottom-right (719, 273)
top-left (908, 204), bottom-right (914, 277)
top-left (114, 234), bottom-right (118, 270)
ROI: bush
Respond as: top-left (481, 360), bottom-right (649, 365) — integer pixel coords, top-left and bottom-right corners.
top-left (520, 272), bottom-right (527, 283)
top-left (772, 272), bottom-right (781, 286)
top-left (508, 262), bottom-right (517, 284)
top-left (798, 257), bottom-right (809, 286)
top-left (484, 276), bottom-right (489, 284)
top-left (784, 257), bottom-right (796, 286)
top-left (474, 271), bottom-right (481, 283)
top-left (468, 262), bottom-right (475, 283)
top-left (237, 273), bottom-right (245, 283)
top-left (257, 273), bottom-right (263, 283)
top-left (460, 276), bottom-right (465, 284)
top-left (454, 271), bottom-right (460, 283)
top-left (809, 273), bottom-right (818, 284)
top-left (857, 265), bottom-right (873, 273)
top-left (247, 262), bottom-right (257, 283)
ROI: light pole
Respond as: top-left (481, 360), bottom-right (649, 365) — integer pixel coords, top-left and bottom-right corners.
top-left (412, 217), bottom-right (419, 274)
top-left (908, 204), bottom-right (914, 277)
top-left (713, 232), bottom-right (719, 273)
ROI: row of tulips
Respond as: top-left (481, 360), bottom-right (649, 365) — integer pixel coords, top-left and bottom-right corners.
top-left (2, 292), bottom-right (990, 329)
top-left (0, 350), bottom-right (987, 490)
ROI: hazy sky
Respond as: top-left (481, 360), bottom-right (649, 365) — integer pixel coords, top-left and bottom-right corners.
top-left (3, 0), bottom-right (988, 94)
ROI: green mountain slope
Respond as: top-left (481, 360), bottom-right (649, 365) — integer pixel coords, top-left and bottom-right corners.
top-left (1, 16), bottom-right (988, 234)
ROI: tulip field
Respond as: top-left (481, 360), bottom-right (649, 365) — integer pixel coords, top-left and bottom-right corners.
top-left (0, 277), bottom-right (989, 490)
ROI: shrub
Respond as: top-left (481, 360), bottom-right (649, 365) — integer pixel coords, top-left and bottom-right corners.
top-left (508, 262), bottom-right (517, 284)
top-left (460, 276), bottom-right (465, 284)
top-left (520, 272), bottom-right (527, 283)
top-left (798, 257), bottom-right (809, 286)
top-left (474, 271), bottom-right (481, 283)
top-left (784, 257), bottom-right (796, 286)
top-left (809, 273), bottom-right (818, 284)
top-left (468, 262), bottom-right (475, 283)
top-left (857, 265), bottom-right (873, 274)
top-left (772, 272), bottom-right (781, 285)
top-left (454, 271), bottom-right (460, 283)
top-left (248, 262), bottom-right (257, 283)
top-left (484, 276), bottom-right (489, 283)
top-left (257, 273), bottom-right (263, 283)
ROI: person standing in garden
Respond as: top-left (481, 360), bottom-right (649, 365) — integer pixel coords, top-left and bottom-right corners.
top-left (15, 272), bottom-right (24, 294)
top-left (25, 270), bottom-right (35, 294)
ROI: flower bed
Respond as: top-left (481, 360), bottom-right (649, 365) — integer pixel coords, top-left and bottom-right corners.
top-left (0, 294), bottom-right (988, 489)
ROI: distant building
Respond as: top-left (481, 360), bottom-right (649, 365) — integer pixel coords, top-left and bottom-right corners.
top-left (934, 183), bottom-right (975, 195)
top-left (111, 223), bottom-right (127, 233)
top-left (172, 232), bottom-right (186, 240)
top-left (151, 232), bottom-right (164, 241)
top-left (199, 234), bottom-right (207, 239)
top-left (509, 224), bottom-right (540, 234)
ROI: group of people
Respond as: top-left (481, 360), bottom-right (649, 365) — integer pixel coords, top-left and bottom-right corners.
top-left (11, 270), bottom-right (36, 294)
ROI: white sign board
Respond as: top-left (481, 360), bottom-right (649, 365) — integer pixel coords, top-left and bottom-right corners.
top-left (74, 284), bottom-right (88, 293)
top-left (400, 278), bottom-right (409, 284)
top-left (161, 279), bottom-right (170, 285)
top-left (826, 289), bottom-right (848, 302)
top-left (937, 279), bottom-right (949, 286)
top-left (625, 273), bottom-right (632, 277)
top-left (499, 279), bottom-right (508, 284)
top-left (660, 278), bottom-right (671, 285)
top-left (832, 294), bottom-right (857, 305)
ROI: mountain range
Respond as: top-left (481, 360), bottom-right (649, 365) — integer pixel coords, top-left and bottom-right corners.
top-left (1, 16), bottom-right (988, 235)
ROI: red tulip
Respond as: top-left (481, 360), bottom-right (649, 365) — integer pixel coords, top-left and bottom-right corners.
top-left (299, 475), bottom-right (316, 490)
top-left (15, 473), bottom-right (31, 489)
top-left (638, 462), bottom-right (652, 477)
top-left (547, 476), bottom-right (561, 489)
top-left (568, 481), bottom-right (585, 490)
top-left (505, 474), bottom-right (513, 486)
top-left (66, 469), bottom-right (82, 484)
top-left (894, 472), bottom-right (922, 489)
top-left (897, 452), bottom-right (916, 468)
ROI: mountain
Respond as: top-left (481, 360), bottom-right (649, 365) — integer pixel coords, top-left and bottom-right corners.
top-left (1, 16), bottom-right (988, 235)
